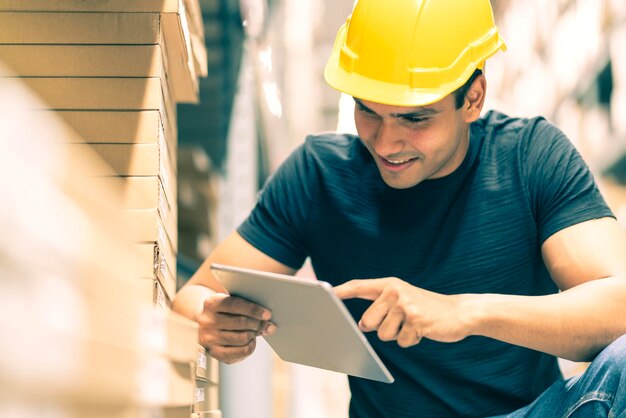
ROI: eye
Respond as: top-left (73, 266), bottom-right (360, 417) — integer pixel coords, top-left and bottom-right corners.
top-left (357, 104), bottom-right (380, 119)
top-left (402, 116), bottom-right (429, 125)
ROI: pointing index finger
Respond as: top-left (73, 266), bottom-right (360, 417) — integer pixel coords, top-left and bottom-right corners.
top-left (333, 279), bottom-right (387, 301)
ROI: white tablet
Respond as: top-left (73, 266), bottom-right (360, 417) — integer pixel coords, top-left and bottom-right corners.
top-left (210, 263), bottom-right (394, 383)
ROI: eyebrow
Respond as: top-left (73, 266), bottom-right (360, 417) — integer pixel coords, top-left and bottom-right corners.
top-left (354, 98), bottom-right (440, 118)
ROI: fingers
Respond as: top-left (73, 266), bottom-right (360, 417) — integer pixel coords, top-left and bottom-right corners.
top-left (213, 314), bottom-right (277, 337)
top-left (359, 297), bottom-right (393, 332)
top-left (361, 302), bottom-right (422, 347)
top-left (198, 294), bottom-right (277, 364)
top-left (358, 281), bottom-right (401, 332)
top-left (200, 328), bottom-right (255, 346)
top-left (198, 323), bottom-right (276, 363)
top-left (207, 339), bottom-right (257, 365)
top-left (396, 324), bottom-right (421, 348)
top-left (375, 306), bottom-right (404, 341)
top-left (216, 312), bottom-right (266, 332)
top-left (334, 278), bottom-right (391, 301)
top-left (349, 279), bottom-right (425, 348)
top-left (206, 294), bottom-right (272, 321)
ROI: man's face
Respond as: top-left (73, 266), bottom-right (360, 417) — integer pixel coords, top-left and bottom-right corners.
top-left (354, 94), bottom-right (472, 189)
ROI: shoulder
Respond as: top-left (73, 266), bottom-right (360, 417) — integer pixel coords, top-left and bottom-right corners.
top-left (268, 133), bottom-right (357, 176)
top-left (303, 132), bottom-right (362, 160)
top-left (268, 132), bottom-right (367, 189)
top-left (300, 132), bottom-right (372, 174)
top-left (476, 110), bottom-right (555, 139)
top-left (475, 110), bottom-right (569, 156)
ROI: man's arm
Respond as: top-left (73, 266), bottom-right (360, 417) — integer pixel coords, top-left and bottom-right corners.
top-left (470, 216), bottom-right (626, 361)
top-left (172, 231), bottom-right (296, 364)
top-left (335, 217), bottom-right (626, 362)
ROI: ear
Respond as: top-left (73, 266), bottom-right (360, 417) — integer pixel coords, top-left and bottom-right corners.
top-left (463, 75), bottom-right (486, 123)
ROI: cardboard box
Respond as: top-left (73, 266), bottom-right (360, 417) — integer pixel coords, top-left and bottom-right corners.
top-left (183, 0), bottom-right (204, 39)
top-left (0, 12), bottom-right (162, 44)
top-left (191, 411), bottom-right (222, 418)
top-left (68, 143), bottom-right (176, 204)
top-left (0, 56), bottom-right (196, 409)
top-left (156, 244), bottom-right (178, 301)
top-left (0, 0), bottom-right (182, 12)
top-left (128, 208), bottom-right (177, 252)
top-left (158, 49), bottom-right (179, 132)
top-left (1, 155), bottom-right (151, 297)
top-left (0, 404), bottom-right (194, 418)
top-left (145, 359), bottom-right (195, 407)
top-left (155, 278), bottom-right (170, 310)
top-left (156, 216), bottom-right (178, 282)
top-left (148, 257), bottom-right (177, 305)
top-left (12, 111), bottom-right (178, 220)
top-left (193, 345), bottom-right (219, 385)
top-left (161, 5), bottom-right (199, 103)
top-left (77, 299), bottom-right (166, 351)
top-left (136, 243), bottom-right (159, 279)
top-left (53, 110), bottom-right (176, 160)
top-left (126, 209), bottom-right (179, 302)
top-left (139, 278), bottom-right (170, 310)
top-left (2, 327), bottom-right (193, 406)
top-left (0, 45), bottom-right (163, 77)
top-left (190, 31), bottom-right (209, 77)
top-left (1, 77), bottom-right (162, 110)
top-left (73, 143), bottom-right (173, 182)
top-left (53, 110), bottom-right (162, 143)
top-left (164, 407), bottom-right (196, 418)
top-left (0, 9), bottom-right (199, 102)
top-left (55, 111), bottom-right (178, 205)
top-left (164, 312), bottom-right (201, 363)
top-left (183, 1), bottom-right (207, 77)
top-left (136, 237), bottom-right (177, 299)
top-left (97, 307), bottom-right (199, 363)
top-left (168, 362), bottom-right (195, 406)
top-left (99, 176), bottom-right (178, 227)
top-left (193, 381), bottom-right (219, 413)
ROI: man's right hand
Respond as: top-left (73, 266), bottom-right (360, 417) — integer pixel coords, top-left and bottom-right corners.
top-left (196, 293), bottom-right (276, 364)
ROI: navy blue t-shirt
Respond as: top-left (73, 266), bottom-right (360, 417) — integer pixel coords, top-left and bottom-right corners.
top-left (237, 111), bottom-right (613, 417)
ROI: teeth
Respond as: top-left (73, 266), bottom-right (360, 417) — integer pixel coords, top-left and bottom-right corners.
top-left (386, 158), bottom-right (412, 165)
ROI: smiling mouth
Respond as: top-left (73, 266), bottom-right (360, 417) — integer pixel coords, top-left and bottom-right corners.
top-left (379, 156), bottom-right (418, 170)
top-left (384, 158), bottom-right (414, 165)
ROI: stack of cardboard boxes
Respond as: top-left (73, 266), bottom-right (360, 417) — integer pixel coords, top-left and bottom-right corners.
top-left (0, 0), bottom-right (203, 309)
top-left (0, 1), bottom-right (220, 416)
top-left (192, 345), bottom-right (222, 418)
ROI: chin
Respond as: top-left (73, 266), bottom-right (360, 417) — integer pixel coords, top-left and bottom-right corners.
top-left (381, 175), bottom-right (423, 190)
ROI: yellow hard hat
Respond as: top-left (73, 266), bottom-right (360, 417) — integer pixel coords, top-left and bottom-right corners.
top-left (324, 0), bottom-right (507, 106)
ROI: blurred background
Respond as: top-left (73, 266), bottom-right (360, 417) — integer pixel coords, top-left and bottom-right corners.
top-left (1, 0), bottom-right (625, 417)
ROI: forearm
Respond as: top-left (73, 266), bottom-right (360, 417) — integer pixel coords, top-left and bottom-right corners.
top-left (465, 276), bottom-right (626, 361)
top-left (172, 283), bottom-right (218, 321)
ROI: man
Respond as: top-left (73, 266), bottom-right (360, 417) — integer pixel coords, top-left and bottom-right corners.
top-left (173, 0), bottom-right (626, 416)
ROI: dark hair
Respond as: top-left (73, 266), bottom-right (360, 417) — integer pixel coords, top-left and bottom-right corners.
top-left (453, 69), bottom-right (483, 109)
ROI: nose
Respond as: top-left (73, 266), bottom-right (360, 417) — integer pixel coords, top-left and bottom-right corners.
top-left (372, 120), bottom-right (404, 158)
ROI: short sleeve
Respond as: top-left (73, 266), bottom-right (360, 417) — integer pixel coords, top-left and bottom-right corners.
top-left (237, 143), bottom-right (315, 269)
top-left (522, 118), bottom-right (614, 244)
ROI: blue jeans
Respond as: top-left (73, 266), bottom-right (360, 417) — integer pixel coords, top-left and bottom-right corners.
top-left (491, 334), bottom-right (626, 418)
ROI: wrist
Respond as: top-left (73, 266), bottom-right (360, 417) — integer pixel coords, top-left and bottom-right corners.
top-left (456, 293), bottom-right (494, 337)
top-left (172, 284), bottom-right (218, 322)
